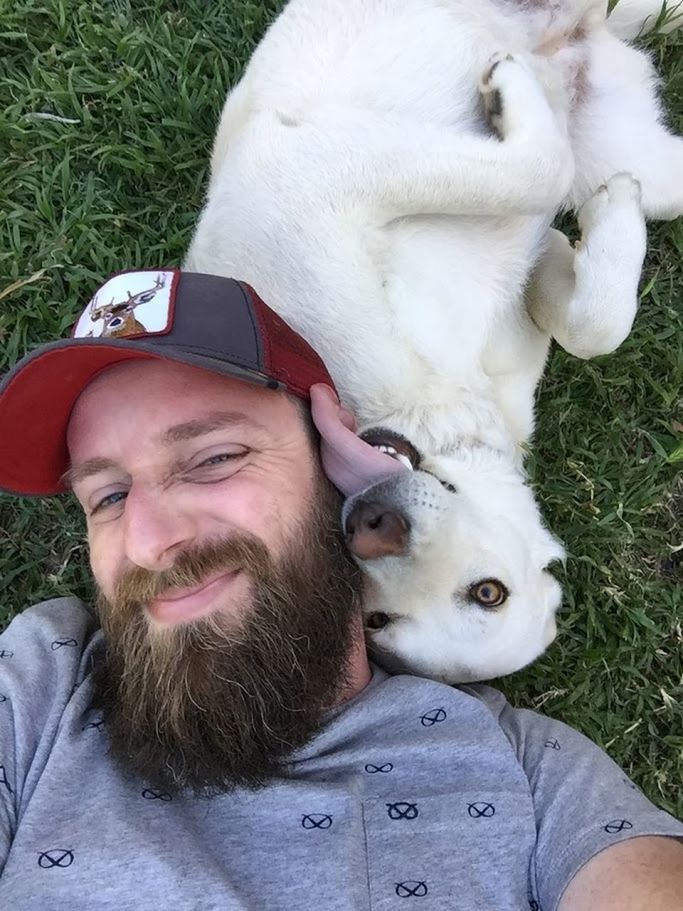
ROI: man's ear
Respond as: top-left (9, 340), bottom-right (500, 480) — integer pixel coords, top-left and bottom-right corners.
top-left (311, 384), bottom-right (357, 432)
top-left (309, 384), bottom-right (405, 497)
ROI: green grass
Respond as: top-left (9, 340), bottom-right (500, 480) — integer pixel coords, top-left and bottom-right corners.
top-left (1, 1), bottom-right (681, 816)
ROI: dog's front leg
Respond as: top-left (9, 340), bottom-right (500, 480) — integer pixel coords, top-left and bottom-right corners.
top-left (306, 54), bottom-right (574, 219)
top-left (527, 174), bottom-right (647, 360)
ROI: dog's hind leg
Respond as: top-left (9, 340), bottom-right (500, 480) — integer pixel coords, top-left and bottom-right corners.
top-left (296, 54), bottom-right (574, 218)
top-left (527, 174), bottom-right (646, 360)
top-left (570, 30), bottom-right (683, 219)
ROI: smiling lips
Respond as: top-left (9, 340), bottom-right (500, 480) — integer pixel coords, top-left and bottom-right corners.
top-left (146, 570), bottom-right (241, 625)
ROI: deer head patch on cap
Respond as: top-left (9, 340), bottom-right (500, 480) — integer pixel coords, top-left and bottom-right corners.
top-left (73, 270), bottom-right (178, 339)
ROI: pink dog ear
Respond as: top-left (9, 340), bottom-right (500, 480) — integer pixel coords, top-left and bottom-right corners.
top-left (309, 384), bottom-right (406, 497)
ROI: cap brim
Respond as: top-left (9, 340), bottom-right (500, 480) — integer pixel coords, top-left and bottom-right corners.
top-left (0, 338), bottom-right (285, 496)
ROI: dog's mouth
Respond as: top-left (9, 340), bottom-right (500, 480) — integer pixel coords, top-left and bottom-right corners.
top-left (359, 428), bottom-right (458, 495)
top-left (359, 428), bottom-right (421, 472)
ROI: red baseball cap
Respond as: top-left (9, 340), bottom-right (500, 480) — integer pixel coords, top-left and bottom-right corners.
top-left (0, 269), bottom-right (336, 496)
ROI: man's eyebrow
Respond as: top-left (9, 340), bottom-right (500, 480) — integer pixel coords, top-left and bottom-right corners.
top-left (159, 410), bottom-right (267, 445)
top-left (62, 411), bottom-right (267, 490)
top-left (60, 458), bottom-right (120, 490)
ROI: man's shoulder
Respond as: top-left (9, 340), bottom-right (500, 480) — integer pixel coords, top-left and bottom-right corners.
top-left (0, 595), bottom-right (103, 687)
top-left (367, 667), bottom-right (511, 719)
top-left (2, 595), bottom-right (99, 641)
top-left (375, 672), bottom-right (557, 759)
top-left (363, 667), bottom-right (519, 742)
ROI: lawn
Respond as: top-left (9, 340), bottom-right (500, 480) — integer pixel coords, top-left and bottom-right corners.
top-left (0, 1), bottom-right (681, 816)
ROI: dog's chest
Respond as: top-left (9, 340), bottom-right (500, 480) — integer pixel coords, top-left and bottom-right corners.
top-left (257, 2), bottom-right (503, 130)
top-left (258, 0), bottom-right (593, 134)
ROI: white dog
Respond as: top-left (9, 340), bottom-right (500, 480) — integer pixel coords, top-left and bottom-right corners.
top-left (186, 0), bottom-right (683, 683)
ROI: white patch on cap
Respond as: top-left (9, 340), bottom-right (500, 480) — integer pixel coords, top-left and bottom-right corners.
top-left (73, 270), bottom-right (176, 339)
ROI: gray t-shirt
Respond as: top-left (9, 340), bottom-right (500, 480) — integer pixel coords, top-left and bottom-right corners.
top-left (0, 597), bottom-right (681, 911)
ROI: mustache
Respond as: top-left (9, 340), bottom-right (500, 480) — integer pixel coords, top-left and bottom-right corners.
top-left (109, 534), bottom-right (273, 608)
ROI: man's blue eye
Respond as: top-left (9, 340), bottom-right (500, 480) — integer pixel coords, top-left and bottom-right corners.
top-left (198, 453), bottom-right (237, 467)
top-left (93, 491), bottom-right (127, 513)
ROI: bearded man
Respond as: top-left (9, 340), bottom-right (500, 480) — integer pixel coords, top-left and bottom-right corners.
top-left (0, 270), bottom-right (681, 911)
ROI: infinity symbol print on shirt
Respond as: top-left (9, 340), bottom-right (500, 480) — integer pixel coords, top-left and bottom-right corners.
top-left (468, 802), bottom-right (496, 818)
top-left (301, 814), bottom-right (333, 829)
top-left (603, 819), bottom-right (633, 834)
top-left (420, 707), bottom-right (447, 726)
top-left (38, 849), bottom-right (74, 869)
top-left (365, 762), bottom-right (394, 773)
top-left (387, 801), bottom-right (419, 820)
top-left (395, 880), bottom-right (428, 897)
top-left (51, 638), bottom-right (78, 650)
top-left (0, 765), bottom-right (13, 794)
top-left (142, 789), bottom-right (173, 801)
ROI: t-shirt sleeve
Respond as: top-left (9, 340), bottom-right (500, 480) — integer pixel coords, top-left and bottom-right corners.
top-left (0, 597), bottom-right (97, 875)
top-left (463, 683), bottom-right (683, 911)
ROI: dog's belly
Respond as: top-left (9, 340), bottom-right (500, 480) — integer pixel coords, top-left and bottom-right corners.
top-left (382, 214), bottom-right (550, 382)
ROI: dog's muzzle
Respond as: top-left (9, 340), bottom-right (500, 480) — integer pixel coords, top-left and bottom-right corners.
top-left (344, 495), bottom-right (411, 560)
top-left (342, 465), bottom-right (456, 561)
top-left (341, 430), bottom-right (421, 560)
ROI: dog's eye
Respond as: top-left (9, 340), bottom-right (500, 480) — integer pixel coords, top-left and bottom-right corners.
top-left (365, 612), bottom-right (392, 630)
top-left (469, 579), bottom-right (508, 609)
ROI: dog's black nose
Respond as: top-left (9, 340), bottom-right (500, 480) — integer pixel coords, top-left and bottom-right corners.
top-left (345, 501), bottom-right (410, 560)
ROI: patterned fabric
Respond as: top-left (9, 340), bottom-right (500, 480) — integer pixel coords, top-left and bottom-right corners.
top-left (0, 598), bottom-right (681, 911)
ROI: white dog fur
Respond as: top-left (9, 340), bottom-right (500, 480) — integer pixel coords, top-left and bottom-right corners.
top-left (186, 0), bottom-right (683, 683)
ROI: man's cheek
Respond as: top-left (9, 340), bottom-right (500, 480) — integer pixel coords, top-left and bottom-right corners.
top-left (87, 531), bottom-right (118, 601)
top-left (210, 482), bottom-right (284, 550)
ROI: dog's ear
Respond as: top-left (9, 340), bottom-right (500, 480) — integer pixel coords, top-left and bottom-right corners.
top-left (532, 527), bottom-right (566, 569)
top-left (309, 384), bottom-right (405, 496)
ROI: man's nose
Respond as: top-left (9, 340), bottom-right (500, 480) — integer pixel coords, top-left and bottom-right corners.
top-left (122, 485), bottom-right (197, 572)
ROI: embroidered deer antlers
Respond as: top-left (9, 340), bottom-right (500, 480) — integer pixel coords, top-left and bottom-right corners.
top-left (87, 274), bottom-right (166, 338)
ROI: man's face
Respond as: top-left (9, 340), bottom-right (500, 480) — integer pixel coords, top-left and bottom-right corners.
top-left (66, 359), bottom-right (363, 795)
top-left (68, 360), bottom-right (322, 605)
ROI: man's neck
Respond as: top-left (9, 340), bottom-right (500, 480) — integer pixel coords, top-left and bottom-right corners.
top-left (333, 623), bottom-right (373, 706)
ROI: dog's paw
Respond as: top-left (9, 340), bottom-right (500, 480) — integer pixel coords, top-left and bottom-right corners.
top-left (577, 172), bottom-right (642, 238)
top-left (479, 53), bottom-right (554, 140)
top-left (480, 53), bottom-right (529, 139)
top-left (576, 173), bottom-right (645, 268)
top-left (479, 52), bottom-right (574, 206)
top-left (480, 53), bottom-right (513, 138)
top-left (564, 173), bottom-right (646, 359)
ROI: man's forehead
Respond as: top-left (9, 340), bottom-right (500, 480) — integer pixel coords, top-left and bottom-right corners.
top-left (159, 410), bottom-right (268, 444)
top-left (68, 359), bottom-right (290, 436)
top-left (76, 358), bottom-right (259, 405)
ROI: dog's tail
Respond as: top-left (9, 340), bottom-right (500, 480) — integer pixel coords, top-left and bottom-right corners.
top-left (607, 0), bottom-right (683, 39)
